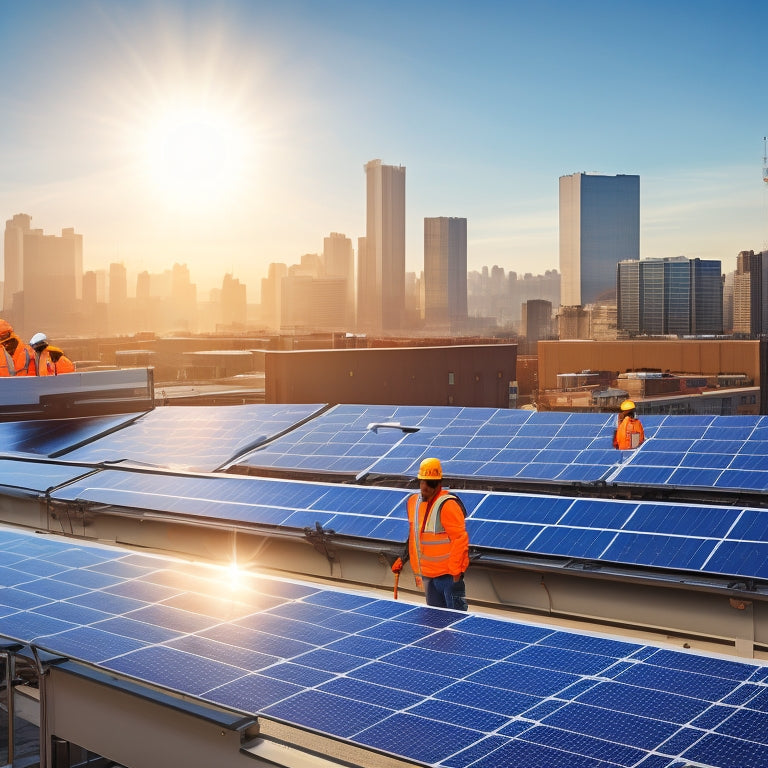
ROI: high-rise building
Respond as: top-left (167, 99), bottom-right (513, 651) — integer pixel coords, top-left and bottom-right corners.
top-left (260, 262), bottom-right (287, 330)
top-left (323, 232), bottom-right (355, 327)
top-left (521, 299), bottom-right (553, 345)
top-left (733, 250), bottom-right (768, 336)
top-left (3, 213), bottom-right (31, 316)
top-left (559, 173), bottom-right (640, 307)
top-left (220, 273), bottom-right (247, 328)
top-left (358, 159), bottom-right (405, 333)
top-left (21, 225), bottom-right (83, 338)
top-left (617, 256), bottom-right (723, 336)
top-left (424, 217), bottom-right (468, 329)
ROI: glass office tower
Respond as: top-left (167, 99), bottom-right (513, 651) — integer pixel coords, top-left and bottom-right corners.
top-left (424, 216), bottom-right (467, 328)
top-left (358, 159), bottom-right (406, 333)
top-left (560, 173), bottom-right (640, 307)
top-left (617, 256), bottom-right (723, 336)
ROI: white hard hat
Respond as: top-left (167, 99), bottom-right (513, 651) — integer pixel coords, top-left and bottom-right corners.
top-left (30, 332), bottom-right (48, 348)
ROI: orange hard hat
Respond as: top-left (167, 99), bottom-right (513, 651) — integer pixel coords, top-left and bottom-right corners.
top-left (620, 399), bottom-right (636, 412)
top-left (417, 457), bottom-right (443, 480)
top-left (0, 319), bottom-right (12, 341)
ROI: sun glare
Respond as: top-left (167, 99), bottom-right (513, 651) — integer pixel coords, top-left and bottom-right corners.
top-left (142, 104), bottom-right (251, 211)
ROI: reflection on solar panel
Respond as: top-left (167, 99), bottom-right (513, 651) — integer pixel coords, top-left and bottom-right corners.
top-left (0, 527), bottom-right (764, 768)
top-left (0, 414), bottom-right (139, 457)
top-left (0, 458), bottom-right (95, 493)
top-left (49, 468), bottom-right (768, 582)
top-left (57, 403), bottom-right (325, 472)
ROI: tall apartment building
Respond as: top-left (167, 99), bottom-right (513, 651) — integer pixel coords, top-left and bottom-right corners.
top-left (19, 223), bottom-right (83, 338)
top-left (559, 173), bottom-right (639, 307)
top-left (733, 250), bottom-right (768, 336)
top-left (617, 255), bottom-right (723, 336)
top-left (3, 213), bottom-right (31, 315)
top-left (423, 217), bottom-right (467, 328)
top-left (323, 232), bottom-right (355, 328)
top-left (358, 159), bottom-right (405, 333)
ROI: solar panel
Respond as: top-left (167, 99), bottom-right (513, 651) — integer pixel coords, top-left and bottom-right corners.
top-left (231, 406), bottom-right (632, 485)
top-left (57, 403), bottom-right (325, 471)
top-left (0, 526), bottom-right (763, 768)
top-left (612, 414), bottom-right (768, 492)
top-left (0, 458), bottom-right (95, 493)
top-left (0, 413), bottom-right (139, 457)
top-left (45, 463), bottom-right (768, 582)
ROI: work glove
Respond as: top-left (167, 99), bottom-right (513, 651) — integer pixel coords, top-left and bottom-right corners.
top-left (391, 558), bottom-right (404, 574)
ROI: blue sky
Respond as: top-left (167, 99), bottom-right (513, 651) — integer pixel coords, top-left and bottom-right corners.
top-left (1, 0), bottom-right (767, 300)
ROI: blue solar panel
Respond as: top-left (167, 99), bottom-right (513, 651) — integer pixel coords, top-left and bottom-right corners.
top-left (58, 403), bottom-right (324, 471)
top-left (0, 414), bottom-right (139, 457)
top-left (42, 457), bottom-right (768, 581)
top-left (0, 458), bottom-right (94, 493)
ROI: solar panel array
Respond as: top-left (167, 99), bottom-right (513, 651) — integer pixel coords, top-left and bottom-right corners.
top-left (49, 469), bottom-right (768, 582)
top-left (3, 406), bottom-right (766, 496)
top-left (29, 403), bottom-right (325, 472)
top-left (0, 527), bottom-right (764, 768)
top-left (231, 405), bottom-right (632, 483)
top-left (611, 415), bottom-right (768, 492)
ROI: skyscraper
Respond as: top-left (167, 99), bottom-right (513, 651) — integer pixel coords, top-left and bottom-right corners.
top-left (323, 232), bottom-right (355, 327)
top-left (3, 213), bottom-right (31, 316)
top-left (616, 255), bottom-right (723, 336)
top-left (424, 217), bottom-right (467, 328)
top-left (358, 159), bottom-right (405, 333)
top-left (733, 250), bottom-right (768, 336)
top-left (559, 173), bottom-right (640, 307)
top-left (20, 223), bottom-right (82, 338)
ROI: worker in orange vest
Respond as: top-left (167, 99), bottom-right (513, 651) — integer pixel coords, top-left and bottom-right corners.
top-left (0, 319), bottom-right (32, 376)
top-left (613, 399), bottom-right (645, 450)
top-left (29, 332), bottom-right (75, 375)
top-left (391, 457), bottom-right (469, 610)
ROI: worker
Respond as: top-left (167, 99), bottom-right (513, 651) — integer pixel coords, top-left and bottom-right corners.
top-left (0, 319), bottom-right (32, 376)
top-left (391, 458), bottom-right (469, 611)
top-left (29, 332), bottom-right (75, 375)
top-left (613, 399), bottom-right (645, 450)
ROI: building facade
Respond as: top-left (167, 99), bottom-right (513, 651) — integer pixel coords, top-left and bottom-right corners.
top-left (323, 232), bottom-right (355, 328)
top-left (20, 223), bottom-right (83, 338)
top-left (559, 173), bottom-right (639, 307)
top-left (424, 216), bottom-right (467, 329)
top-left (617, 256), bottom-right (723, 336)
top-left (358, 159), bottom-right (406, 333)
top-left (733, 250), bottom-right (768, 337)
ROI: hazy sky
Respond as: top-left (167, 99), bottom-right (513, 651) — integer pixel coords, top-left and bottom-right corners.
top-left (2, 0), bottom-right (767, 301)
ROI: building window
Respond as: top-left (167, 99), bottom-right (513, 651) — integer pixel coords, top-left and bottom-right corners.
top-left (448, 372), bottom-right (455, 386)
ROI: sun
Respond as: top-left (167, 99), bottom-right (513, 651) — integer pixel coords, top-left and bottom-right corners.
top-left (141, 103), bottom-right (252, 212)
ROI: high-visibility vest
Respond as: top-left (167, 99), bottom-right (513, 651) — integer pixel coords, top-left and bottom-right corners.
top-left (614, 416), bottom-right (645, 450)
top-left (407, 490), bottom-right (469, 579)
top-left (48, 347), bottom-right (75, 374)
top-left (0, 339), bottom-right (31, 376)
top-left (32, 349), bottom-right (56, 376)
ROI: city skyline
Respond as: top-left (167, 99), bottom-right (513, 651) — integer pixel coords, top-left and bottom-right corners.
top-left (1, 1), bottom-right (767, 301)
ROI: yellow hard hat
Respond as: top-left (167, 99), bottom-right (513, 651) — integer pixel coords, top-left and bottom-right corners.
top-left (417, 457), bottom-right (442, 480)
top-left (620, 399), bottom-right (636, 412)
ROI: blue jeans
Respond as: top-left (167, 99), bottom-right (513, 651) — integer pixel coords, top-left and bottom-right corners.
top-left (425, 574), bottom-right (468, 611)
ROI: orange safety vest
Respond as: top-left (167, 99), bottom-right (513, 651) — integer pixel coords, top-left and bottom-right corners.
top-left (407, 489), bottom-right (469, 580)
top-left (48, 347), bottom-right (75, 374)
top-left (31, 348), bottom-right (56, 376)
top-left (614, 415), bottom-right (645, 450)
top-left (0, 337), bottom-right (31, 376)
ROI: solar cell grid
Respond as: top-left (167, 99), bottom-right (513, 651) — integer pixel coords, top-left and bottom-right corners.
top-left (3, 527), bottom-right (762, 765)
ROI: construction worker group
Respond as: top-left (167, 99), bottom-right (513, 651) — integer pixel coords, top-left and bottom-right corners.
top-left (0, 319), bottom-right (74, 377)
